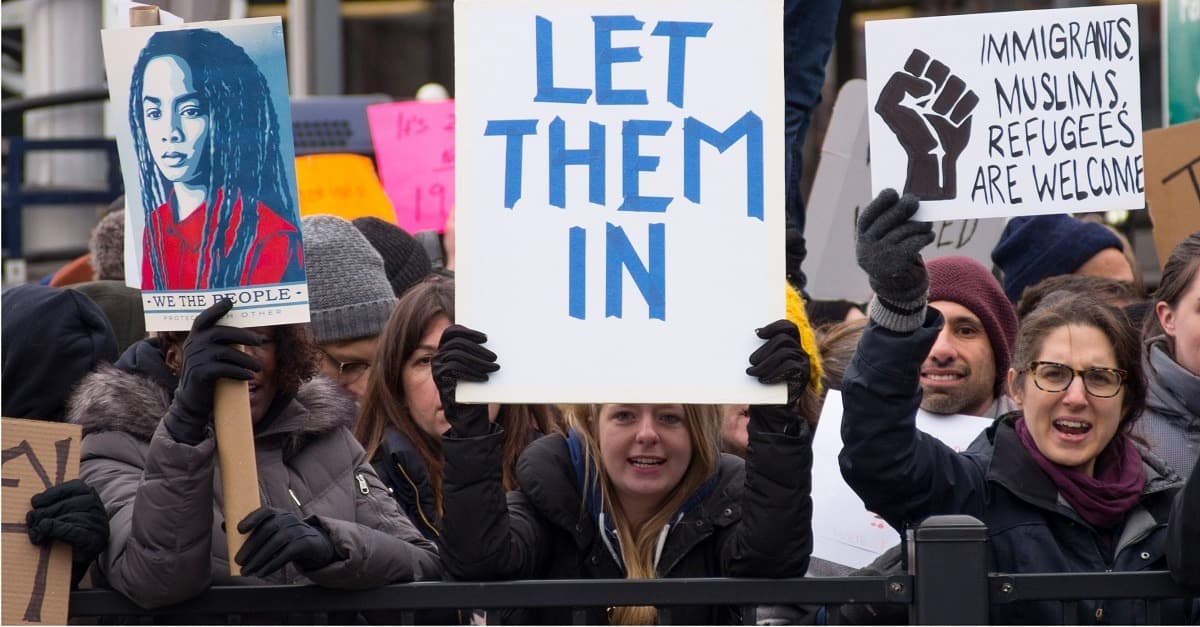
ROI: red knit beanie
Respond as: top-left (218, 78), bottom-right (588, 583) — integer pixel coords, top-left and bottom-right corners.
top-left (927, 256), bottom-right (1019, 394)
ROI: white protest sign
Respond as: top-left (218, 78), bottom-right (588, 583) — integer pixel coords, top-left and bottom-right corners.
top-left (806, 80), bottom-right (1009, 302)
top-left (455, 0), bottom-right (785, 403)
top-left (810, 390), bottom-right (991, 569)
top-left (866, 5), bottom-right (1144, 222)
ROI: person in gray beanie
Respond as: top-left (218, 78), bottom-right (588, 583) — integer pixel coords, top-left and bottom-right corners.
top-left (302, 215), bottom-right (397, 398)
top-left (90, 208), bottom-right (126, 281)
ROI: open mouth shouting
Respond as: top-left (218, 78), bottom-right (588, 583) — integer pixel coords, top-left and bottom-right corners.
top-left (1051, 417), bottom-right (1093, 442)
top-left (628, 456), bottom-right (666, 473)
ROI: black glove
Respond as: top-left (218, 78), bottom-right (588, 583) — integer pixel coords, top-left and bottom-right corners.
top-left (855, 189), bottom-right (935, 330)
top-left (432, 325), bottom-right (500, 438)
top-left (746, 320), bottom-right (812, 434)
top-left (785, 225), bottom-right (808, 294)
top-left (235, 507), bottom-right (338, 577)
top-left (26, 478), bottom-right (109, 588)
top-left (166, 299), bottom-right (262, 445)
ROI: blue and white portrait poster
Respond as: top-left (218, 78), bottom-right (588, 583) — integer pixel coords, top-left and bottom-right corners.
top-left (103, 17), bottom-right (309, 331)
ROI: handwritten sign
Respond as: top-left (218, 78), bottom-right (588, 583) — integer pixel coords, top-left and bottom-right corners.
top-left (810, 391), bottom-right (990, 569)
top-left (455, 0), bottom-right (784, 403)
top-left (807, 80), bottom-right (1008, 301)
top-left (295, 154), bottom-right (396, 222)
top-left (1144, 120), bottom-right (1200, 265)
top-left (368, 100), bottom-right (456, 234)
top-left (2, 418), bottom-right (82, 625)
top-left (103, 17), bottom-right (310, 331)
top-left (866, 5), bottom-right (1145, 221)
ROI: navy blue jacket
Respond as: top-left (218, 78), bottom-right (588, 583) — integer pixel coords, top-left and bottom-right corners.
top-left (840, 311), bottom-right (1194, 624)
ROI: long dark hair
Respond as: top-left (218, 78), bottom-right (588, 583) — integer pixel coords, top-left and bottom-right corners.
top-left (355, 278), bottom-right (560, 513)
top-left (1143, 232), bottom-right (1200, 357)
top-left (130, 28), bottom-right (295, 288)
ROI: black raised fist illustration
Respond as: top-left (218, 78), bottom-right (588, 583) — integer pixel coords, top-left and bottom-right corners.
top-left (875, 49), bottom-right (979, 200)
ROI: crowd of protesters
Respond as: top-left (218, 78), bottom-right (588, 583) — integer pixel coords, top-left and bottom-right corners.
top-left (5, 5), bottom-right (1200, 624)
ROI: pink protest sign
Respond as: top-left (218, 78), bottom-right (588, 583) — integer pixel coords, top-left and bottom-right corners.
top-left (367, 100), bottom-right (455, 233)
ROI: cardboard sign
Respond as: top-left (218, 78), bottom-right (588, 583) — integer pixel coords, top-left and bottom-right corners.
top-left (806, 80), bottom-right (1008, 302)
top-left (810, 391), bottom-right (990, 569)
top-left (455, 0), bottom-right (785, 403)
top-left (295, 154), bottom-right (396, 222)
top-left (866, 5), bottom-right (1145, 221)
top-left (1143, 120), bottom-right (1200, 265)
top-left (1163, 0), bottom-right (1200, 126)
top-left (103, 17), bottom-right (310, 331)
top-left (367, 100), bottom-right (456, 233)
top-left (2, 418), bottom-right (83, 625)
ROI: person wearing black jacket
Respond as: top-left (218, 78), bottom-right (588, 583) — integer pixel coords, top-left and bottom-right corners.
top-left (433, 322), bottom-right (814, 625)
top-left (1170, 460), bottom-right (1200, 589)
top-left (841, 190), bottom-right (1194, 624)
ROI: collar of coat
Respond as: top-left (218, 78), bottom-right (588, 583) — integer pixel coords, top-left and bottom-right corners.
top-left (68, 359), bottom-right (355, 459)
top-left (984, 413), bottom-right (1180, 522)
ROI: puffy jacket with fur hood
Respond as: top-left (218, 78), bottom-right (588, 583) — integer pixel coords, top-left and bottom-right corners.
top-left (68, 339), bottom-right (441, 609)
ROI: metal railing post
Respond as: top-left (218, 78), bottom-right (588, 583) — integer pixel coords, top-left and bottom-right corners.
top-left (908, 515), bottom-right (989, 625)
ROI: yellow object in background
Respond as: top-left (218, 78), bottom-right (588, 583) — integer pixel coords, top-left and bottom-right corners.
top-left (295, 154), bottom-right (395, 222)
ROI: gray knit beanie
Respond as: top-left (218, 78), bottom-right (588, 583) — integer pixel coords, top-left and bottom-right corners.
top-left (301, 215), bottom-right (396, 344)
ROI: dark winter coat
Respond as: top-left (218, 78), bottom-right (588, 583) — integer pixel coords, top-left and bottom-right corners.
top-left (1170, 462), bottom-right (1200, 590)
top-left (375, 426), bottom-right (441, 540)
top-left (1140, 339), bottom-right (1200, 480)
top-left (840, 312), bottom-right (1194, 624)
top-left (438, 421), bottom-right (813, 625)
top-left (68, 340), bottom-right (441, 610)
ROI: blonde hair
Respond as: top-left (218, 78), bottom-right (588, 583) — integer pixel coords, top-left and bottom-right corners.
top-left (562, 404), bottom-right (721, 625)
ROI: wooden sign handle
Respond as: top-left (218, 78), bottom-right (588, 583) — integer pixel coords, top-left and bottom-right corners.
top-left (213, 371), bottom-right (261, 577)
top-left (129, 5), bottom-right (160, 26)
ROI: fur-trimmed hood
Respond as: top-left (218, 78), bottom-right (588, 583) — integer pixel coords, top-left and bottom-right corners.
top-left (69, 355), bottom-right (356, 458)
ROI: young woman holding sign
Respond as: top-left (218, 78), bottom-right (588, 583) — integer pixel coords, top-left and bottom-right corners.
top-left (842, 189), bottom-right (1193, 624)
top-left (129, 28), bottom-right (304, 290)
top-left (431, 320), bottom-right (815, 624)
top-left (354, 277), bottom-right (562, 540)
top-left (69, 299), bottom-right (439, 610)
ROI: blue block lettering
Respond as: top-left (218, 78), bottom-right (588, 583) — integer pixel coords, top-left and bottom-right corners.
top-left (605, 222), bottom-right (665, 320)
top-left (650, 21), bottom-right (712, 108)
top-left (549, 117), bottom-right (606, 208)
top-left (593, 16), bottom-right (648, 105)
top-left (484, 119), bottom-right (539, 209)
top-left (683, 112), bottom-right (764, 220)
top-left (535, 16), bottom-right (591, 103)
top-left (569, 226), bottom-right (587, 319)
top-left (619, 119), bottom-right (672, 213)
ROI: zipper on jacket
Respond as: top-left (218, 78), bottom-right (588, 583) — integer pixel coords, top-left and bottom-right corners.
top-left (395, 463), bottom-right (441, 537)
top-left (288, 488), bottom-right (303, 508)
top-left (355, 473), bottom-right (369, 495)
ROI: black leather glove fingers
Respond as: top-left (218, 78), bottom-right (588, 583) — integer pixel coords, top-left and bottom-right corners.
top-left (167, 299), bottom-right (263, 444)
top-left (746, 320), bottom-right (811, 435)
top-left (855, 189), bottom-right (934, 305)
top-left (235, 507), bottom-right (337, 577)
top-left (26, 479), bottom-right (109, 580)
top-left (432, 325), bottom-right (499, 438)
top-left (747, 320), bottom-right (811, 405)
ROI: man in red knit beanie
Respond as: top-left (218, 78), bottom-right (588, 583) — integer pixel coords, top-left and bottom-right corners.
top-left (921, 256), bottom-right (1019, 418)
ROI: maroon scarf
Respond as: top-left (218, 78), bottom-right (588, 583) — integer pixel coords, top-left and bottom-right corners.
top-left (1014, 417), bottom-right (1145, 529)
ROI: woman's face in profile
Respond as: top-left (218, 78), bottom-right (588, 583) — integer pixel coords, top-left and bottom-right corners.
top-left (142, 54), bottom-right (209, 185)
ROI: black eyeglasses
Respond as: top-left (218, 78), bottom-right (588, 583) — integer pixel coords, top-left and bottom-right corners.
top-left (1024, 361), bottom-right (1127, 398)
top-left (321, 350), bottom-right (371, 385)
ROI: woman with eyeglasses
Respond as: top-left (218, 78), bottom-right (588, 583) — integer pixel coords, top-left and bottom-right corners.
top-left (1140, 232), bottom-right (1200, 480)
top-left (842, 190), bottom-right (1190, 624)
top-left (353, 278), bottom-right (562, 542)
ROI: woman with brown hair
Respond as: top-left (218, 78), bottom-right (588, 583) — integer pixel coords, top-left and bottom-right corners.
top-left (433, 320), bottom-right (815, 624)
top-left (1140, 232), bottom-right (1200, 479)
top-left (353, 278), bottom-right (561, 539)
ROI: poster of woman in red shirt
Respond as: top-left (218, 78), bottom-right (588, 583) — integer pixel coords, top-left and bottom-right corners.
top-left (127, 25), bottom-right (304, 291)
